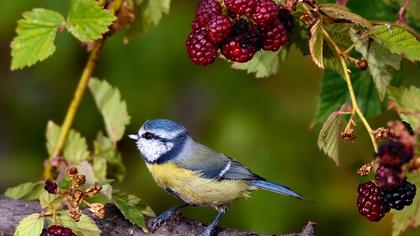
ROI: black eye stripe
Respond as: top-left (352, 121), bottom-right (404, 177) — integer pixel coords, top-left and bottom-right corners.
top-left (142, 132), bottom-right (155, 140)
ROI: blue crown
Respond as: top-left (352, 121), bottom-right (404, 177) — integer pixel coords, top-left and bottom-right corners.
top-left (143, 119), bottom-right (186, 132)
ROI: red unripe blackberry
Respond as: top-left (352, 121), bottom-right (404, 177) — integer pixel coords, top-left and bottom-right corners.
top-left (377, 141), bottom-right (414, 166)
top-left (191, 19), bottom-right (201, 30)
top-left (379, 181), bottom-right (416, 210)
top-left (261, 19), bottom-right (287, 51)
top-left (195, 0), bottom-right (222, 28)
top-left (224, 0), bottom-right (257, 15)
top-left (277, 8), bottom-right (293, 31)
top-left (44, 179), bottom-right (58, 194)
top-left (251, 0), bottom-right (278, 27)
top-left (221, 36), bottom-right (257, 62)
top-left (375, 164), bottom-right (406, 189)
top-left (186, 29), bottom-right (218, 65)
top-left (206, 15), bottom-right (231, 43)
top-left (43, 225), bottom-right (76, 236)
top-left (357, 181), bottom-right (390, 221)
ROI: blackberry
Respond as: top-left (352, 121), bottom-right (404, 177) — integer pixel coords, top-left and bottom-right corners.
top-left (377, 141), bottom-right (414, 166)
top-left (251, 0), bottom-right (278, 27)
top-left (220, 36), bottom-right (257, 62)
top-left (231, 19), bottom-right (263, 50)
top-left (186, 29), bottom-right (218, 65)
top-left (357, 181), bottom-right (390, 221)
top-left (402, 121), bottom-right (415, 136)
top-left (191, 19), bottom-right (201, 30)
top-left (261, 19), bottom-right (287, 51)
top-left (44, 179), bottom-right (57, 194)
top-left (43, 225), bottom-right (76, 236)
top-left (277, 8), bottom-right (293, 31)
top-left (379, 181), bottom-right (416, 210)
top-left (224, 0), bottom-right (257, 15)
top-left (375, 164), bottom-right (406, 189)
top-left (206, 15), bottom-right (231, 43)
top-left (195, 0), bottom-right (222, 28)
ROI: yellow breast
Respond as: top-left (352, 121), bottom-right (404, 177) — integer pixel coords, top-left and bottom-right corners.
top-left (146, 162), bottom-right (255, 207)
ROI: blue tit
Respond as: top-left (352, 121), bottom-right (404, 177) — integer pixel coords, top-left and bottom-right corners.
top-left (129, 119), bottom-right (305, 236)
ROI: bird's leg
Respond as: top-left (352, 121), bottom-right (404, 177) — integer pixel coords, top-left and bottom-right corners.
top-left (201, 205), bottom-right (228, 236)
top-left (150, 203), bottom-right (192, 232)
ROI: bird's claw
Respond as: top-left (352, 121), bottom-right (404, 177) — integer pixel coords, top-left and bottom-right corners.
top-left (150, 209), bottom-right (176, 232)
top-left (201, 228), bottom-right (214, 236)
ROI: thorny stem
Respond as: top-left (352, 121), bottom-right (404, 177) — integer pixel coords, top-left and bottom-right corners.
top-left (322, 28), bottom-right (379, 153)
top-left (397, 0), bottom-right (410, 24)
top-left (44, 0), bottom-right (125, 179)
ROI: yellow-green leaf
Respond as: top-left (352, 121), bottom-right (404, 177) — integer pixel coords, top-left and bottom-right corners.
top-left (10, 8), bottom-right (64, 70)
top-left (13, 213), bottom-right (44, 236)
top-left (66, 0), bottom-right (116, 42)
top-left (56, 211), bottom-right (101, 236)
top-left (39, 191), bottom-right (63, 210)
top-left (5, 181), bottom-right (43, 200)
top-left (309, 20), bottom-right (324, 69)
top-left (317, 111), bottom-right (340, 166)
top-left (388, 86), bottom-right (420, 131)
top-left (230, 50), bottom-right (284, 78)
top-left (319, 4), bottom-right (372, 28)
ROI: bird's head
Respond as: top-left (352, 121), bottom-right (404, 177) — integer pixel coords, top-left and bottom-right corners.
top-left (129, 119), bottom-right (189, 163)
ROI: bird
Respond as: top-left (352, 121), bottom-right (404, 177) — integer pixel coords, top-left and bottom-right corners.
top-left (129, 119), bottom-right (305, 236)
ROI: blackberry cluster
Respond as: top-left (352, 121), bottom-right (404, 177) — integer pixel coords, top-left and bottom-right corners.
top-left (44, 179), bottom-right (58, 194)
top-left (43, 225), bottom-right (75, 236)
top-left (186, 0), bottom-right (293, 65)
top-left (357, 121), bottom-right (417, 221)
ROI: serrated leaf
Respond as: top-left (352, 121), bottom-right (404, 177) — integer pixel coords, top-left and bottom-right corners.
top-left (317, 112), bottom-right (340, 166)
top-left (309, 20), bottom-right (324, 69)
top-left (56, 211), bottom-right (101, 236)
top-left (319, 4), bottom-right (372, 28)
top-left (112, 191), bottom-right (155, 231)
top-left (10, 8), bottom-right (64, 70)
top-left (5, 181), bottom-right (43, 200)
top-left (88, 78), bottom-right (130, 143)
top-left (370, 25), bottom-right (420, 62)
top-left (39, 191), bottom-right (63, 210)
top-left (66, 0), bottom-right (116, 42)
top-left (351, 30), bottom-right (401, 100)
top-left (125, 0), bottom-right (171, 41)
top-left (388, 86), bottom-right (420, 130)
top-left (314, 69), bottom-right (383, 125)
top-left (392, 173), bottom-right (420, 236)
top-left (323, 23), bottom-right (354, 49)
top-left (231, 50), bottom-right (283, 78)
top-left (13, 213), bottom-right (44, 236)
top-left (46, 121), bottom-right (89, 164)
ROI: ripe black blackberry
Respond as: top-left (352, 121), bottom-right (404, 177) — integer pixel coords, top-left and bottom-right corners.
top-left (377, 141), bottom-right (414, 166)
top-left (375, 164), bottom-right (406, 189)
top-left (261, 19), bottom-right (287, 51)
top-left (277, 8), bottom-right (293, 31)
top-left (206, 15), bottom-right (231, 43)
top-left (357, 181), bottom-right (390, 221)
top-left (224, 0), bottom-right (257, 15)
top-left (44, 179), bottom-right (57, 194)
top-left (43, 225), bottom-right (76, 236)
top-left (186, 29), bottom-right (218, 65)
top-left (195, 0), bottom-right (222, 28)
top-left (379, 181), bottom-right (416, 210)
top-left (251, 0), bottom-right (279, 27)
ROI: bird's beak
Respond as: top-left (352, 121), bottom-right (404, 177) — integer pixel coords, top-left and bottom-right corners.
top-left (128, 134), bottom-right (139, 140)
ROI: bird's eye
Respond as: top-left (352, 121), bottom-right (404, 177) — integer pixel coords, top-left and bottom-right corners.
top-left (142, 132), bottom-right (154, 140)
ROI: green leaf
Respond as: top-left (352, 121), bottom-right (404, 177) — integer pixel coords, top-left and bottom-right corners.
top-left (89, 78), bottom-right (131, 143)
top-left (388, 86), bottom-right (420, 130)
top-left (309, 20), bottom-right (324, 69)
top-left (314, 69), bottom-right (383, 125)
top-left (56, 211), bottom-right (101, 236)
top-left (5, 181), bottom-right (43, 200)
top-left (231, 50), bottom-right (283, 78)
top-left (370, 25), bottom-right (420, 62)
top-left (351, 30), bottom-right (401, 100)
top-left (13, 213), bottom-right (44, 236)
top-left (112, 191), bottom-right (155, 231)
top-left (317, 111), bottom-right (341, 166)
top-left (39, 191), bottom-right (63, 210)
top-left (392, 172), bottom-right (420, 236)
top-left (323, 23), bottom-right (354, 49)
top-left (319, 4), bottom-right (372, 28)
top-left (46, 121), bottom-right (89, 164)
top-left (66, 0), bottom-right (116, 42)
top-left (125, 0), bottom-right (171, 41)
top-left (10, 8), bottom-right (64, 70)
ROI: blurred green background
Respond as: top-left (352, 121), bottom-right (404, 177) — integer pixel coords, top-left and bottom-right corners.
top-left (0, 0), bottom-right (419, 235)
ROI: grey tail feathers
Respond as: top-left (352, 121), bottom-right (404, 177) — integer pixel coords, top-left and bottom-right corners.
top-left (249, 180), bottom-right (308, 200)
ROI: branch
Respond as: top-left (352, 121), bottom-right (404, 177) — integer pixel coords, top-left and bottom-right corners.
top-left (336, 0), bottom-right (348, 6)
top-left (0, 195), bottom-right (315, 236)
top-left (397, 0), bottom-right (410, 24)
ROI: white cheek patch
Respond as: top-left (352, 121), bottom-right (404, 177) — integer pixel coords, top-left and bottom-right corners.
top-left (136, 139), bottom-right (174, 162)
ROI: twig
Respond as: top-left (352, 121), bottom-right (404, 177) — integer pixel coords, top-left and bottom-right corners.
top-left (336, 0), bottom-right (348, 6)
top-left (397, 0), bottom-right (410, 24)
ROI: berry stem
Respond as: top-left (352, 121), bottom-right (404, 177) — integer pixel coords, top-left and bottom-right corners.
top-left (322, 28), bottom-right (378, 153)
top-left (43, 0), bottom-right (125, 179)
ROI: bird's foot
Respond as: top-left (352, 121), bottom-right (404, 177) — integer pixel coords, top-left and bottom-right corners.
top-left (201, 225), bottom-right (216, 236)
top-left (150, 209), bottom-right (177, 232)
